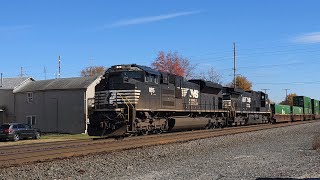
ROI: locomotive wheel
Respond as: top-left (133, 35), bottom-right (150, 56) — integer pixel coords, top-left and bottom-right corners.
top-left (155, 129), bottom-right (162, 134)
top-left (142, 130), bottom-right (149, 135)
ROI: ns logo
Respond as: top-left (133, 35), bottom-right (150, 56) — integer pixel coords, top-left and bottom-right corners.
top-left (149, 87), bottom-right (156, 95)
top-left (182, 88), bottom-right (199, 98)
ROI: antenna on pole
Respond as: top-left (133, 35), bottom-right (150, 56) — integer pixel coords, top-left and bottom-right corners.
top-left (58, 55), bottom-right (61, 79)
top-left (20, 67), bottom-right (23, 77)
top-left (233, 42), bottom-right (236, 89)
top-left (43, 66), bottom-right (47, 80)
top-left (261, 89), bottom-right (270, 94)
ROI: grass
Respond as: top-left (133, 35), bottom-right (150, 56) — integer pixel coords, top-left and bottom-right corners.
top-left (312, 133), bottom-right (320, 150)
top-left (41, 133), bottom-right (99, 140)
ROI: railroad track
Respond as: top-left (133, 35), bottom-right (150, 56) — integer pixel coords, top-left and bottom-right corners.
top-left (0, 120), bottom-right (318, 168)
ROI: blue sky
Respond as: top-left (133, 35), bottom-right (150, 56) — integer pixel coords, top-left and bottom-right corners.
top-left (1, 0), bottom-right (320, 102)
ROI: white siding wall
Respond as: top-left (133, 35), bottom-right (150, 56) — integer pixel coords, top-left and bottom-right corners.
top-left (84, 77), bottom-right (101, 133)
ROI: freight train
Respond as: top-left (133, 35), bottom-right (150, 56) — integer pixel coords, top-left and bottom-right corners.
top-left (87, 64), bottom-right (318, 136)
top-left (270, 96), bottom-right (320, 123)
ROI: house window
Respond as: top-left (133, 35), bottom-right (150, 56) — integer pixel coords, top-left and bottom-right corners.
top-left (27, 92), bottom-right (33, 103)
top-left (26, 115), bottom-right (36, 125)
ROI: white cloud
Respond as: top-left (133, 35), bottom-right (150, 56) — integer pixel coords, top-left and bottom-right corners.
top-left (106, 10), bottom-right (202, 28)
top-left (292, 32), bottom-right (320, 44)
top-left (0, 25), bottom-right (32, 32)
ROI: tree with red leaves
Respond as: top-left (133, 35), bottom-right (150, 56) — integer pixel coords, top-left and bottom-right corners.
top-left (151, 51), bottom-right (193, 79)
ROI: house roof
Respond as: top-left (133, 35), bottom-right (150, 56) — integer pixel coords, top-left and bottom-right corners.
top-left (14, 76), bottom-right (101, 93)
top-left (0, 77), bottom-right (33, 90)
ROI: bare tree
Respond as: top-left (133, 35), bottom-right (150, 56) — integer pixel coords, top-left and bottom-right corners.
top-left (80, 66), bottom-right (107, 77)
top-left (197, 67), bottom-right (222, 84)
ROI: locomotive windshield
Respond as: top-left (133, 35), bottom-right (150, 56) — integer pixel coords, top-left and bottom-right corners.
top-left (108, 71), bottom-right (144, 81)
top-left (122, 71), bottom-right (143, 80)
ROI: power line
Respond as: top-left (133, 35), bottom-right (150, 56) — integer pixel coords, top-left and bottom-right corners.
top-left (255, 80), bottom-right (320, 85)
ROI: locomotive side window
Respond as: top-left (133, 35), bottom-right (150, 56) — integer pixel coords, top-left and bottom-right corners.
top-left (145, 73), bottom-right (159, 84)
top-left (154, 76), bottom-right (159, 84)
top-left (161, 74), bottom-right (168, 84)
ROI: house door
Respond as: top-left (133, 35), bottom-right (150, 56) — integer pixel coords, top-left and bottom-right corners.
top-left (45, 98), bottom-right (58, 132)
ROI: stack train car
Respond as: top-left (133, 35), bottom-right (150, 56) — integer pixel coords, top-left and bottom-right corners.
top-left (87, 64), bottom-right (318, 136)
top-left (270, 96), bottom-right (320, 123)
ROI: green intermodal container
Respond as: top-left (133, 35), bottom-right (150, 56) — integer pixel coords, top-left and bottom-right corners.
top-left (293, 96), bottom-right (311, 108)
top-left (304, 108), bottom-right (312, 114)
top-left (311, 99), bottom-right (320, 114)
top-left (292, 106), bottom-right (303, 115)
top-left (271, 104), bottom-right (291, 115)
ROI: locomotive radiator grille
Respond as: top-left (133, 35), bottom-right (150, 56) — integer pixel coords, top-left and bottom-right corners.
top-left (94, 90), bottom-right (141, 108)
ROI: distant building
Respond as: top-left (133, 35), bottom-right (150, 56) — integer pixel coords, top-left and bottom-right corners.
top-left (14, 76), bottom-right (101, 134)
top-left (0, 77), bottom-right (34, 124)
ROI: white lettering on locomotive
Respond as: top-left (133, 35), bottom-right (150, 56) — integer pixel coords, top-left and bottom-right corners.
top-left (242, 97), bottom-right (251, 103)
top-left (189, 89), bottom-right (199, 98)
top-left (96, 90), bottom-right (141, 105)
top-left (181, 88), bottom-right (199, 98)
top-left (149, 87), bottom-right (156, 95)
top-left (108, 92), bottom-right (117, 104)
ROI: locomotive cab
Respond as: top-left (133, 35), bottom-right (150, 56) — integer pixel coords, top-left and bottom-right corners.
top-left (89, 64), bottom-right (167, 136)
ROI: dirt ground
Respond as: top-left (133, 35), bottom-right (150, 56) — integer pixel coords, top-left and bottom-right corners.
top-left (0, 138), bottom-right (75, 147)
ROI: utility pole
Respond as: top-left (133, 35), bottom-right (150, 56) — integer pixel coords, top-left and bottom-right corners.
top-left (89, 57), bottom-right (94, 76)
top-left (233, 42), bottom-right (236, 89)
top-left (0, 73), bottom-right (2, 87)
top-left (58, 55), bottom-right (61, 79)
top-left (261, 89), bottom-right (270, 94)
top-left (283, 89), bottom-right (290, 104)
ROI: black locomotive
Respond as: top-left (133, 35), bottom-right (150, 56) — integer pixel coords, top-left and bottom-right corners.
top-left (88, 64), bottom-right (271, 136)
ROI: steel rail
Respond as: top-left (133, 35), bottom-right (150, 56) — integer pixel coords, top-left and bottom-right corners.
top-left (0, 120), bottom-right (317, 168)
top-left (0, 123), bottom-right (271, 154)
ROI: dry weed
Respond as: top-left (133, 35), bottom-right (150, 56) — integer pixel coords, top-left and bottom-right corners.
top-left (312, 133), bottom-right (320, 150)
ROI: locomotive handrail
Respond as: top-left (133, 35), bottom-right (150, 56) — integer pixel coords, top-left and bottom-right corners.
top-left (118, 93), bottom-right (134, 109)
top-left (117, 93), bottom-right (135, 122)
top-left (117, 93), bottom-right (130, 121)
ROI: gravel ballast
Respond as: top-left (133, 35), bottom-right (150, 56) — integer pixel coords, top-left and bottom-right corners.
top-left (1, 121), bottom-right (320, 180)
